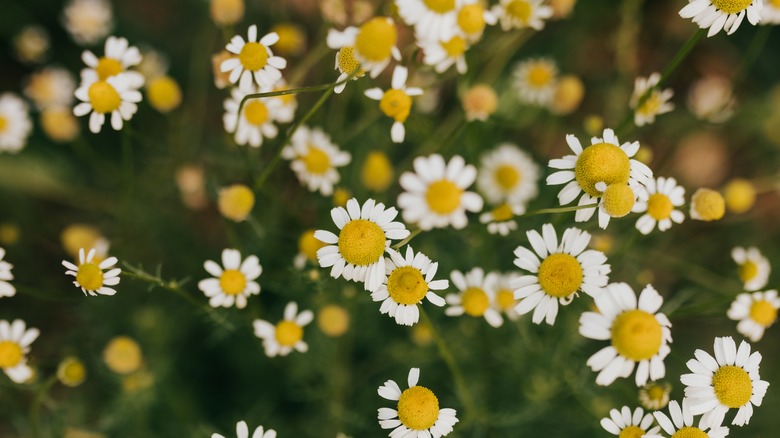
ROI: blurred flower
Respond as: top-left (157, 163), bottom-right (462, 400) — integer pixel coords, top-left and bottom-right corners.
top-left (723, 178), bottom-right (756, 214)
top-left (480, 203), bottom-right (523, 236)
top-left (271, 23), bottom-right (307, 57)
top-left (218, 184), bottom-right (255, 222)
top-left (762, 0), bottom-right (780, 23)
top-left (41, 106), bottom-right (81, 142)
top-left (550, 0), bottom-right (577, 19)
top-left (600, 406), bottom-right (660, 437)
top-left (0, 224), bottom-right (19, 246)
top-left (673, 132), bottom-right (728, 187)
top-left (317, 304), bottom-right (350, 337)
top-left (0, 319), bottom-right (39, 383)
top-left (630, 72), bottom-right (674, 127)
top-left (377, 367), bottom-right (459, 437)
top-left (223, 84), bottom-right (282, 147)
top-left (24, 67), bottom-right (77, 110)
top-left (13, 25), bottom-right (49, 64)
top-left (121, 368), bottom-right (154, 392)
top-left (396, 0), bottom-right (458, 41)
top-left (282, 126), bottom-right (351, 196)
top-left (103, 336), bottom-right (142, 374)
top-left (60, 224), bottom-right (109, 260)
top-left (326, 17), bottom-right (401, 79)
top-left (419, 34), bottom-right (470, 74)
top-left (253, 301), bottom-right (313, 357)
top-left (63, 428), bottom-right (106, 438)
top-left (210, 0), bottom-right (244, 26)
top-left (73, 73), bottom-right (142, 133)
top-left (728, 290), bottom-right (780, 342)
top-left (221, 25), bottom-right (286, 91)
top-left (364, 66), bottom-right (423, 143)
top-left (477, 143), bottom-right (539, 206)
top-left (513, 58), bottom-right (559, 107)
top-left (634, 145), bottom-right (653, 165)
top-left (687, 75), bottom-right (735, 123)
top-left (731, 246), bottom-right (770, 291)
top-left (136, 47), bottom-right (169, 81)
top-left (492, 272), bottom-right (521, 320)
top-left (212, 51), bottom-right (235, 89)
top-left (294, 229), bottom-right (327, 270)
top-left (146, 76), bottom-right (182, 113)
top-left (320, 0), bottom-right (374, 26)
top-left (689, 188), bottom-right (725, 221)
top-left (445, 267), bottom-right (503, 327)
top-left (63, 248), bottom-right (121, 296)
top-left (332, 187), bottom-right (351, 207)
top-left (362, 151), bottom-right (394, 192)
top-left (62, 0), bottom-right (114, 46)
top-left (176, 165), bottom-right (208, 210)
top-left (462, 84), bottom-right (498, 121)
top-left (410, 321), bottom-right (434, 346)
top-left (57, 356), bottom-right (87, 387)
top-left (632, 176), bottom-right (686, 235)
top-left (646, 399), bottom-right (729, 438)
top-left (551, 74), bottom-right (585, 115)
top-left (583, 114), bottom-right (604, 136)
top-left (329, 46), bottom-right (367, 94)
top-left (456, 1), bottom-right (497, 42)
top-left (679, 0), bottom-right (762, 37)
top-left (0, 93), bottom-right (33, 154)
top-left (493, 0), bottom-right (553, 30)
top-left (269, 80), bottom-right (297, 123)
top-left (198, 248), bottom-right (262, 309)
top-left (212, 421), bottom-right (276, 438)
top-left (81, 36), bottom-right (145, 88)
top-left (0, 247), bottom-right (16, 299)
top-left (639, 382), bottom-right (671, 410)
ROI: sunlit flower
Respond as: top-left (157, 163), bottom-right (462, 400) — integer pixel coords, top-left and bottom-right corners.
top-left (445, 267), bottom-right (503, 327)
top-left (198, 248), bottom-right (262, 309)
top-left (477, 143), bottom-right (540, 206)
top-left (282, 126), bottom-right (351, 196)
top-left (512, 58), bottom-right (559, 107)
top-left (253, 301), bottom-right (313, 357)
top-left (80, 36), bottom-right (144, 88)
top-left (364, 66), bottom-right (423, 143)
top-left (326, 17), bottom-right (401, 79)
top-left (689, 188), bottom-right (725, 221)
top-left (639, 381), bottom-right (671, 410)
top-left (221, 25), bottom-right (287, 91)
top-left (62, 0), bottom-right (114, 46)
top-left (0, 247), bottom-right (15, 298)
top-left (679, 0), bottom-right (762, 37)
top-left (212, 421), bottom-right (276, 438)
top-left (731, 246), bottom-right (770, 291)
top-left (727, 290), bottom-right (779, 341)
top-left (646, 399), bottom-right (730, 438)
top-left (0, 93), bottom-right (33, 154)
top-left (223, 84), bottom-right (283, 147)
top-left (24, 67), bottom-right (76, 110)
top-left (103, 336), bottom-right (142, 374)
top-left (479, 203), bottom-right (524, 236)
top-left (0, 319), bottom-right (39, 383)
top-left (630, 72), bottom-right (674, 127)
top-left (632, 176), bottom-right (686, 235)
top-left (492, 0), bottom-right (553, 30)
top-left (396, 0), bottom-right (459, 41)
top-left (73, 73), bottom-right (142, 133)
top-left (600, 406), bottom-right (661, 437)
top-left (62, 248), bottom-right (121, 296)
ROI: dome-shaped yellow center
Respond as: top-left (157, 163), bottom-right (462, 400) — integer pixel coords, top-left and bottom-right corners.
top-left (441, 36), bottom-right (467, 57)
top-left (496, 289), bottom-right (515, 310)
top-left (275, 320), bottom-right (303, 346)
top-left (317, 304), bottom-right (350, 337)
top-left (574, 142), bottom-right (631, 198)
top-left (495, 165), bottom-right (521, 190)
top-left (397, 385), bottom-right (440, 430)
top-left (355, 18), bottom-right (397, 62)
top-left (76, 262), bottom-right (104, 291)
top-left (387, 266), bottom-right (428, 305)
top-left (103, 336), bottom-right (143, 375)
top-left (618, 425), bottom-right (646, 438)
top-left (507, 0), bottom-right (532, 21)
top-left (147, 76), bottom-right (182, 113)
top-left (538, 253), bottom-right (583, 298)
top-left (425, 180), bottom-right (462, 214)
top-left (88, 80), bottom-right (121, 114)
top-left (602, 184), bottom-right (635, 218)
top-left (739, 260), bottom-right (758, 283)
top-left (611, 310), bottom-right (662, 361)
top-left (303, 146), bottom-right (331, 174)
top-left (337, 47), bottom-right (366, 77)
top-left (750, 300), bottom-right (777, 326)
top-left (337, 219), bottom-right (386, 266)
top-left (0, 341), bottom-right (23, 368)
top-left (462, 287), bottom-right (490, 316)
top-left (0, 116), bottom-right (8, 132)
top-left (239, 42), bottom-right (268, 71)
top-left (219, 269), bottom-right (247, 295)
top-left (218, 184), bottom-right (255, 222)
top-left (491, 204), bottom-right (515, 222)
top-left (691, 189), bottom-right (725, 221)
top-left (362, 151), bottom-right (394, 192)
top-left (423, 0), bottom-right (455, 13)
top-left (671, 427), bottom-right (708, 438)
top-left (637, 92), bottom-right (662, 117)
top-left (527, 64), bottom-right (553, 87)
top-left (457, 4), bottom-right (486, 34)
top-left (243, 100), bottom-right (269, 126)
top-left (711, 0), bottom-right (754, 14)
top-left (647, 193), bottom-right (673, 220)
top-left (724, 178), bottom-right (756, 214)
top-left (299, 229), bottom-right (325, 262)
top-left (712, 365), bottom-right (753, 408)
top-left (95, 57), bottom-right (123, 80)
top-left (771, 0), bottom-right (780, 7)
top-left (379, 89), bottom-right (412, 122)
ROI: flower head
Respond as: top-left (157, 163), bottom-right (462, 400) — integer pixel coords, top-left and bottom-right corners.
top-left (294, 229), bottom-right (327, 270)
top-left (600, 406), bottom-right (660, 437)
top-left (639, 381), bottom-right (671, 410)
top-left (212, 420), bottom-right (276, 438)
top-left (223, 84), bottom-right (283, 147)
top-left (80, 36), bottom-right (144, 88)
top-left (57, 356), bottom-right (87, 387)
top-left (24, 67), bottom-right (77, 110)
top-left (198, 249), bottom-right (262, 309)
top-left (253, 301), bottom-right (313, 357)
top-left (690, 188), bottom-right (725, 221)
top-left (646, 399), bottom-right (730, 438)
top-left (282, 126), bottom-right (351, 196)
top-left (679, 0), bottom-right (763, 37)
top-left (396, 0), bottom-right (459, 41)
top-left (364, 66), bottom-right (424, 143)
top-left (631, 72), bottom-right (674, 126)
top-left (0, 93), bottom-right (33, 153)
top-left (727, 290), bottom-right (779, 341)
top-left (218, 184), bottom-right (255, 222)
top-left (446, 267), bottom-right (503, 327)
top-left (632, 176), bottom-right (686, 235)
top-left (221, 25), bottom-right (287, 91)
top-left (492, 0), bottom-right (553, 30)
top-left (63, 248), bottom-right (121, 296)
top-left (477, 143), bottom-right (540, 206)
top-left (73, 73), bottom-right (142, 133)
top-left (462, 84), bottom-right (498, 121)
top-left (103, 336), bottom-right (142, 374)
top-left (62, 0), bottom-right (113, 46)
top-left (0, 319), bottom-right (39, 383)
top-left (0, 247), bottom-right (15, 298)
top-left (512, 58), bottom-right (558, 107)
top-left (479, 203), bottom-right (524, 236)
top-left (326, 17), bottom-right (401, 79)
top-left (731, 246), bottom-right (770, 291)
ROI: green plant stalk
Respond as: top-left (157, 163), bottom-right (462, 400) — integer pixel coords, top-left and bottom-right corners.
top-left (520, 202), bottom-right (599, 217)
top-left (734, 25), bottom-right (772, 87)
top-left (391, 228), bottom-right (422, 250)
top-left (29, 375), bottom-right (57, 438)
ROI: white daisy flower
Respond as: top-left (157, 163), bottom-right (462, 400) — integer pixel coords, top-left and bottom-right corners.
top-left (253, 301), bottom-right (313, 357)
top-left (80, 35), bottom-right (144, 88)
top-left (269, 80), bottom-right (297, 123)
top-left (731, 246), bottom-right (770, 291)
top-left (512, 58), bottom-right (559, 107)
top-left (0, 247), bottom-right (15, 298)
top-left (0, 319), bottom-right (39, 383)
top-left (223, 83), bottom-right (283, 147)
top-left (377, 367), bottom-right (459, 437)
top-left (477, 143), bottom-right (540, 206)
top-left (397, 154), bottom-right (484, 230)
top-left (546, 128), bottom-right (654, 225)
top-left (62, 0), bottom-right (114, 46)
top-left (632, 176), bottom-right (686, 235)
top-left (220, 25), bottom-right (287, 91)
top-left (680, 0), bottom-right (762, 37)
top-left (479, 203), bottom-right (524, 236)
top-left (727, 290), bottom-right (780, 342)
top-left (24, 67), bottom-right (77, 110)
top-left (687, 74), bottom-right (736, 123)
top-left (639, 382), bottom-right (672, 411)
top-left (600, 406), bottom-right (661, 437)
top-left (315, 198), bottom-right (410, 292)
top-left (328, 44), bottom-right (367, 94)
top-left (364, 66), bottom-right (424, 143)
top-left (73, 73), bottom-right (142, 134)
top-left (455, 0), bottom-right (498, 42)
top-left (371, 247), bottom-right (448, 326)
top-left (0, 93), bottom-right (33, 153)
top-left (681, 336), bottom-right (769, 427)
top-left (198, 248), bottom-right (262, 309)
top-left (419, 34), bottom-right (470, 74)
top-left (212, 421), bottom-right (277, 438)
top-left (631, 72), bottom-right (675, 127)
top-left (646, 399), bottom-right (730, 438)
top-left (492, 0), bottom-right (553, 31)
top-left (762, 0), bottom-right (780, 23)
top-left (326, 17), bottom-right (401, 79)
top-left (492, 272), bottom-right (521, 320)
top-left (396, 0), bottom-right (460, 41)
top-left (281, 126), bottom-right (351, 196)
top-left (513, 224), bottom-right (610, 325)
top-left (62, 248), bottom-right (121, 296)
top-left (580, 283), bottom-right (673, 386)
top-left (445, 267), bottom-right (503, 327)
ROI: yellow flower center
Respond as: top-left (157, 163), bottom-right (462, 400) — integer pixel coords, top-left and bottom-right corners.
top-left (772, 0), bottom-right (780, 7)
top-left (219, 269), bottom-right (247, 295)
top-left (712, 365), bottom-right (753, 408)
top-left (239, 42), bottom-right (268, 72)
top-left (462, 287), bottom-right (490, 316)
top-left (750, 300), bottom-right (777, 326)
top-left (691, 189), bottom-right (725, 221)
top-left (147, 76), bottom-right (182, 113)
top-left (362, 151), bottom-right (394, 192)
top-left (710, 0), bottom-right (754, 14)
top-left (739, 260), bottom-right (758, 283)
top-left (0, 341), bottom-right (23, 368)
top-left (218, 184), bottom-right (255, 222)
top-left (275, 320), bottom-right (303, 347)
top-left (317, 304), bottom-right (350, 337)
top-left (537, 253), bottom-right (583, 298)
top-left (423, 0), bottom-right (455, 13)
top-left (495, 165), bottom-right (521, 190)
top-left (611, 310), bottom-right (662, 361)
top-left (441, 36), bottom-right (467, 57)
top-left (646, 383), bottom-right (667, 402)
top-left (397, 385), bottom-right (440, 430)
top-left (303, 146), bottom-right (331, 174)
top-left (602, 184), bottom-right (635, 218)
top-left (337, 219), bottom-right (386, 266)
top-left (638, 92), bottom-right (662, 117)
top-left (337, 47), bottom-right (366, 77)
top-left (299, 229), bottom-right (325, 262)
top-left (496, 288), bottom-right (516, 310)
top-left (58, 357), bottom-right (87, 387)
top-left (88, 80), bottom-right (121, 114)
top-left (507, 0), bottom-right (532, 21)
top-left (243, 100), bottom-right (269, 126)
top-left (95, 57), bottom-right (123, 80)
top-left (647, 193), bottom-right (673, 220)
top-left (491, 204), bottom-right (515, 222)
top-left (724, 178), bottom-right (756, 214)
top-left (379, 89), bottom-right (412, 122)
top-left (458, 4), bottom-right (486, 34)
top-left (425, 180), bottom-right (463, 214)
top-left (527, 64), bottom-right (553, 87)
top-left (355, 18), bottom-right (397, 62)
top-left (0, 116), bottom-right (7, 132)
top-left (76, 262), bottom-right (104, 291)
top-left (618, 425), bottom-right (646, 438)
top-left (387, 266), bottom-right (429, 305)
top-left (574, 142), bottom-right (631, 198)
top-left (671, 427), bottom-right (708, 438)
top-left (103, 336), bottom-right (143, 375)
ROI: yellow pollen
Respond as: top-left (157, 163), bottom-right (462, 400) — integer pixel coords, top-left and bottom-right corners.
top-left (739, 261), bottom-right (758, 283)
top-left (496, 289), bottom-right (516, 310)
top-left (238, 42), bottom-right (268, 71)
top-left (611, 309), bottom-right (662, 361)
top-left (379, 89), bottom-right (413, 122)
top-left (574, 142), bottom-right (631, 198)
top-left (0, 116), bottom-right (7, 132)
top-left (491, 204), bottom-right (515, 222)
top-left (362, 151), bottom-right (394, 192)
top-left (303, 146), bottom-right (331, 174)
top-left (397, 386), bottom-right (440, 430)
top-left (710, 0), bottom-right (754, 14)
top-left (712, 365), bottom-right (753, 408)
top-left (671, 427), bottom-right (708, 438)
top-left (458, 4), bottom-right (486, 34)
top-left (337, 219), bottom-right (386, 266)
top-left (538, 253), bottom-right (583, 298)
top-left (387, 266), bottom-right (428, 305)
top-left (299, 229), bottom-right (326, 263)
top-left (219, 269), bottom-right (247, 295)
top-left (772, 0), bottom-right (780, 6)
top-left (507, 0), bottom-right (533, 21)
top-left (423, 0), bottom-right (455, 13)
top-left (462, 287), bottom-right (490, 316)
top-left (647, 193), bottom-right (673, 220)
top-left (243, 100), bottom-right (269, 125)
top-left (355, 18), bottom-right (397, 62)
top-left (146, 76), bottom-right (182, 113)
top-left (618, 425), bottom-right (646, 438)
top-left (275, 320), bottom-right (303, 347)
top-left (76, 262), bottom-right (104, 291)
top-left (527, 64), bottom-right (553, 87)
top-left (441, 36), bottom-right (467, 57)
top-left (691, 189), bottom-right (725, 221)
top-left (0, 341), bottom-right (23, 368)
top-left (425, 180), bottom-right (462, 214)
top-left (495, 165), bottom-right (521, 190)
top-left (95, 57), bottom-right (123, 80)
top-left (750, 300), bottom-right (777, 326)
top-left (602, 184), bottom-right (635, 218)
top-left (88, 81), bottom-right (121, 114)
top-left (337, 47), bottom-right (366, 77)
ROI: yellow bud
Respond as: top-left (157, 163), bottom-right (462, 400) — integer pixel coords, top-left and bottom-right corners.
top-left (41, 106), bottom-right (79, 142)
top-left (57, 356), bottom-right (86, 387)
top-left (146, 76), bottom-right (182, 113)
top-left (103, 336), bottom-right (143, 375)
top-left (690, 188), bottom-right (725, 221)
top-left (583, 115), bottom-right (603, 136)
top-left (271, 23), bottom-right (306, 57)
top-left (333, 187), bottom-right (351, 207)
top-left (317, 304), bottom-right (350, 337)
top-left (210, 0), bottom-right (244, 26)
top-left (0, 223), bottom-right (20, 246)
top-left (61, 224), bottom-right (104, 259)
top-left (723, 178), bottom-right (756, 214)
top-left (462, 84), bottom-right (498, 121)
top-left (218, 184), bottom-right (255, 222)
top-left (551, 75), bottom-right (584, 115)
top-left (361, 151), bottom-right (394, 192)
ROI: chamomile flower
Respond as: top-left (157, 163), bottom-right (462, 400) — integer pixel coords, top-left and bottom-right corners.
top-left (396, 0), bottom-right (459, 41)
top-left (328, 45), bottom-right (367, 93)
top-left (639, 382), bottom-right (672, 410)
top-left (630, 72), bottom-right (675, 127)
top-left (681, 336), bottom-right (769, 427)
top-left (81, 36), bottom-right (144, 88)
top-left (212, 420), bottom-right (277, 438)
top-left (223, 84), bottom-right (282, 147)
top-left (371, 247), bottom-right (448, 326)
top-left (731, 246), bottom-right (770, 291)
top-left (397, 154), bottom-right (484, 230)
top-left (281, 126), bottom-right (351, 196)
top-left (315, 198), bottom-right (410, 292)
top-left (24, 67), bottom-right (77, 110)
top-left (326, 17), bottom-right (401, 79)
top-left (762, 0), bottom-right (780, 23)
top-left (269, 80), bottom-right (297, 123)
top-left (419, 34), bottom-right (470, 74)
top-left (62, 248), bottom-right (121, 296)
top-left (580, 283), bottom-right (672, 386)
top-left (294, 229), bottom-right (327, 270)
top-left (62, 0), bottom-right (113, 46)
top-left (253, 301), bottom-right (313, 357)
top-left (679, 0), bottom-right (762, 37)
top-left (377, 367), bottom-right (459, 437)
top-left (595, 182), bottom-right (646, 229)
top-left (0, 93), bottom-right (33, 153)
top-left (546, 128), bottom-right (653, 224)
top-left (198, 249), bottom-right (262, 309)
top-left (0, 247), bottom-right (15, 298)
top-left (220, 25), bottom-right (287, 91)
top-left (646, 399), bottom-right (730, 438)
top-left (73, 73), bottom-right (142, 133)
top-left (479, 203), bottom-right (524, 236)
top-left (364, 66), bottom-right (423, 143)
top-left (727, 290), bottom-right (780, 342)
top-left (477, 143), bottom-right (540, 206)
top-left (512, 58), bottom-right (559, 107)
top-left (493, 0), bottom-right (553, 31)
top-left (690, 188), bottom-right (726, 221)
top-left (0, 319), bottom-right (39, 383)
top-left (513, 224), bottom-right (610, 325)
top-left (445, 268), bottom-right (503, 327)
top-left (492, 272), bottom-right (521, 320)
top-left (456, 0), bottom-right (498, 42)
top-left (600, 406), bottom-right (661, 437)
top-left (632, 176), bottom-right (686, 235)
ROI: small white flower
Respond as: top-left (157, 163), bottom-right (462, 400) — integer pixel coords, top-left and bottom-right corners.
top-left (479, 203), bottom-right (524, 236)
top-left (198, 249), bottom-right (262, 309)
top-left (600, 406), bottom-right (661, 437)
top-left (62, 248), bottom-right (121, 296)
top-left (0, 319), bottom-right (39, 383)
top-left (253, 301), bottom-right (313, 357)
top-left (73, 73), bottom-right (142, 134)
top-left (512, 58), bottom-right (559, 107)
top-left (364, 66), bottom-right (423, 143)
top-left (727, 289), bottom-right (780, 342)
top-left (326, 17), bottom-right (401, 79)
top-left (24, 67), bottom-right (77, 110)
top-left (62, 0), bottom-right (114, 46)
top-left (687, 74), bottom-right (736, 123)
top-left (80, 35), bottom-right (144, 88)
top-left (282, 126), bottom-right (351, 196)
top-left (0, 247), bottom-right (15, 298)
top-left (0, 93), bottom-right (33, 153)
top-left (477, 143), bottom-right (540, 206)
top-left (491, 272), bottom-right (522, 320)
top-left (222, 84), bottom-right (282, 147)
top-left (679, 0), bottom-right (763, 37)
top-left (632, 176), bottom-right (686, 235)
top-left (419, 34), bottom-right (470, 74)
top-left (211, 420), bottom-right (277, 438)
top-left (492, 0), bottom-right (553, 31)
top-left (220, 25), bottom-right (287, 92)
top-left (446, 267), bottom-right (503, 327)
top-left (645, 399), bottom-right (730, 438)
top-left (731, 246), bottom-right (770, 291)
top-left (631, 72), bottom-right (674, 126)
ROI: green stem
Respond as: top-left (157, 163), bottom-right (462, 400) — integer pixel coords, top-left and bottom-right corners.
top-left (520, 203), bottom-right (599, 217)
top-left (122, 126), bottom-right (134, 201)
top-left (391, 228), bottom-right (422, 250)
top-left (30, 375), bottom-right (57, 438)
top-left (734, 25), bottom-right (772, 87)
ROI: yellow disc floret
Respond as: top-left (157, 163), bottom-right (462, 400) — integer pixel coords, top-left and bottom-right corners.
top-left (0, 341), bottom-right (23, 368)
top-left (618, 425), bottom-right (646, 438)
top-left (750, 300), bottom-right (777, 326)
top-left (461, 287), bottom-right (490, 316)
top-left (691, 188), bottom-right (725, 221)
top-left (219, 269), bottom-right (247, 295)
top-left (527, 64), bottom-right (554, 87)
top-left (538, 253), bottom-right (583, 298)
top-left (0, 116), bottom-right (6, 132)
top-left (507, 0), bottom-right (532, 22)
top-left (379, 89), bottom-right (412, 122)
top-left (146, 76), bottom-right (182, 113)
top-left (575, 142), bottom-right (631, 198)
top-left (423, 0), bottom-right (455, 13)
top-left (337, 47), bottom-right (366, 77)
top-left (611, 310), bottom-right (662, 361)
top-left (103, 336), bottom-right (143, 375)
top-left (95, 57), bottom-right (123, 80)
top-left (355, 18), bottom-right (397, 62)
top-left (491, 204), bottom-right (515, 221)
top-left (602, 184), bottom-right (635, 218)
top-left (458, 4), bottom-right (487, 34)
top-left (239, 42), bottom-right (268, 71)
top-left (710, 0), bottom-right (754, 14)
top-left (362, 151), bottom-right (394, 192)
top-left (88, 81), bottom-right (121, 114)
top-left (275, 320), bottom-right (304, 346)
top-left (425, 180), bottom-right (463, 214)
top-left (647, 193), bottom-right (673, 220)
top-left (712, 365), bottom-right (753, 408)
top-left (387, 266), bottom-right (428, 305)
top-left (303, 146), bottom-right (331, 174)
top-left (495, 165), bottom-right (521, 190)
top-left (218, 184), bottom-right (255, 222)
top-left (739, 261), bottom-right (758, 283)
top-left (397, 385), bottom-right (440, 430)
top-left (338, 219), bottom-right (386, 266)
top-left (76, 262), bottom-right (104, 291)
top-left (299, 229), bottom-right (326, 263)
top-left (671, 427), bottom-right (708, 438)
top-left (441, 36), bottom-right (467, 57)
top-left (496, 288), bottom-right (516, 310)
top-left (243, 100), bottom-right (269, 126)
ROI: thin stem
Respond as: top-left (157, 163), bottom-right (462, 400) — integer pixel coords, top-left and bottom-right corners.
top-left (520, 203), bottom-right (599, 217)
top-left (734, 25), bottom-right (772, 87)
top-left (122, 126), bottom-right (134, 201)
top-left (391, 228), bottom-right (422, 250)
top-left (30, 375), bottom-right (57, 438)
